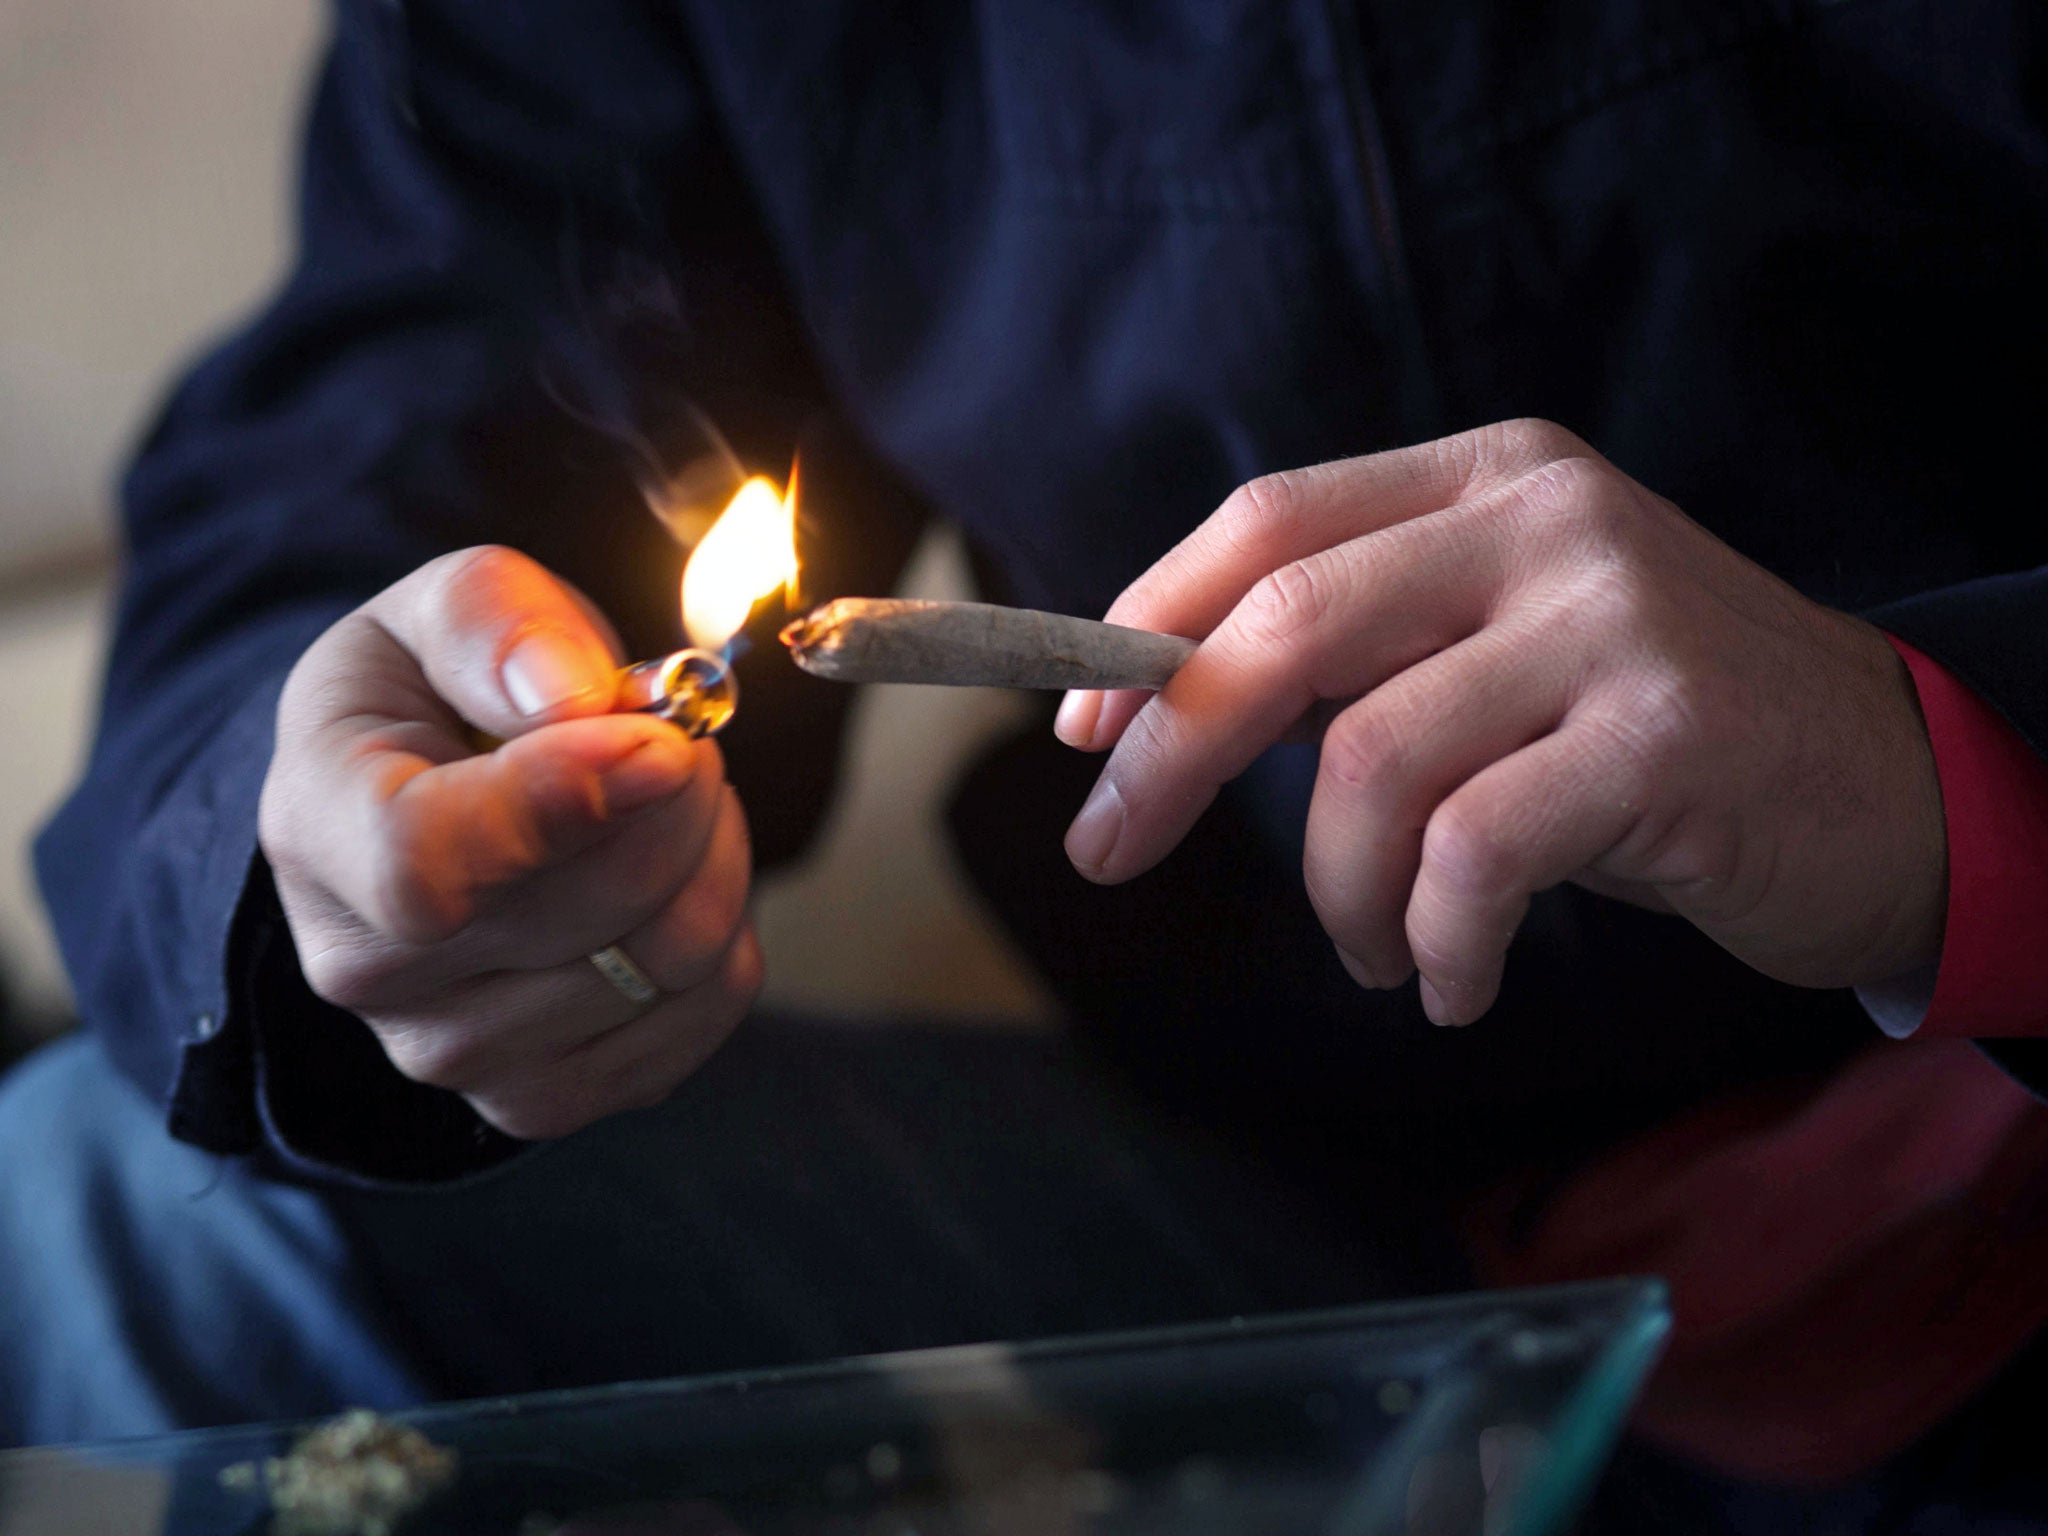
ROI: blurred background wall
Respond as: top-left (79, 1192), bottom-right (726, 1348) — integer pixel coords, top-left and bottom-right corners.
top-left (0, 0), bottom-right (320, 1033)
top-left (0, 0), bottom-right (1048, 1050)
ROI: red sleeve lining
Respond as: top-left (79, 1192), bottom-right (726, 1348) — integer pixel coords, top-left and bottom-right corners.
top-left (1886, 635), bottom-right (2048, 1039)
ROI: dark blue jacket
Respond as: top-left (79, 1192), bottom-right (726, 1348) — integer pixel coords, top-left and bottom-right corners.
top-left (35, 1), bottom-right (2048, 1225)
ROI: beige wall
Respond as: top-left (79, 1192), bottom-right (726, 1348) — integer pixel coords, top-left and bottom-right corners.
top-left (0, 0), bottom-right (321, 569)
top-left (0, 1), bottom-right (321, 1022)
top-left (0, 0), bottom-right (1049, 1030)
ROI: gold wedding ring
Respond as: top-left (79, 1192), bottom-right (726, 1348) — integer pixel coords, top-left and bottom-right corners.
top-left (588, 944), bottom-right (659, 1006)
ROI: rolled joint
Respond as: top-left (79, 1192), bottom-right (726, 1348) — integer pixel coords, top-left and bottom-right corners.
top-left (781, 598), bottom-right (1197, 691)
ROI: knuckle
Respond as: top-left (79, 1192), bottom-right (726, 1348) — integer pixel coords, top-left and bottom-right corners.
top-left (1519, 454), bottom-right (1614, 523)
top-left (1502, 457), bottom-right (1635, 569)
top-left (256, 779), bottom-right (309, 874)
top-left (418, 544), bottom-right (571, 653)
top-left (431, 544), bottom-right (534, 616)
top-left (1568, 557), bottom-right (1654, 637)
top-left (1421, 428), bottom-right (1486, 491)
top-left (382, 1025), bottom-right (487, 1094)
top-left (297, 939), bottom-right (393, 1012)
top-left (362, 820), bottom-right (468, 946)
top-left (1238, 553), bottom-right (1336, 651)
top-left (1318, 703), bottom-right (1408, 796)
top-left (272, 648), bottom-right (325, 735)
top-left (1422, 799), bottom-right (1518, 905)
top-left (1606, 664), bottom-right (1709, 766)
top-left (1493, 416), bottom-right (1588, 465)
top-left (275, 618), bottom-right (364, 721)
top-left (1568, 471), bottom-right (1634, 546)
top-left (1218, 470), bottom-right (1309, 557)
top-left (651, 887), bottom-right (747, 989)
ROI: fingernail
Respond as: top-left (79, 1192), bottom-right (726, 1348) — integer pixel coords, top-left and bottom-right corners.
top-left (1054, 690), bottom-right (1102, 749)
top-left (1419, 975), bottom-right (1451, 1026)
top-left (601, 735), bottom-right (695, 815)
top-left (502, 629), bottom-right (604, 718)
top-left (1065, 777), bottom-right (1125, 877)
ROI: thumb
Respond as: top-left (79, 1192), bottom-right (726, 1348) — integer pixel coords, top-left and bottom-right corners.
top-left (367, 545), bottom-right (626, 741)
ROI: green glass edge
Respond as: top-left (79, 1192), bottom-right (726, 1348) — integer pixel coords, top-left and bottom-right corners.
top-left (1500, 1277), bottom-right (1673, 1536)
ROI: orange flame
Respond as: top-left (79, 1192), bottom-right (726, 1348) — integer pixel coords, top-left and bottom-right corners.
top-left (679, 470), bottom-right (799, 651)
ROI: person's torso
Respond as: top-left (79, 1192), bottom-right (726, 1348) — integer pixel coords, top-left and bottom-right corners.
top-left (661, 0), bottom-right (2048, 1204)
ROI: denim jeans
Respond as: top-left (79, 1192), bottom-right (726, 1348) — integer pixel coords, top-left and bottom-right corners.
top-left (0, 1021), bottom-right (1394, 1448)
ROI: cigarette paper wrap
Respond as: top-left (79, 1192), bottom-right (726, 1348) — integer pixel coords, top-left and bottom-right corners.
top-left (782, 598), bottom-right (1197, 691)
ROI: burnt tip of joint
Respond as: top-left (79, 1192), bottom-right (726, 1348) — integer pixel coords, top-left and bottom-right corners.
top-left (778, 611), bottom-right (833, 655)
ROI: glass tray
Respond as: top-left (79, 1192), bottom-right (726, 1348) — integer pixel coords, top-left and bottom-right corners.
top-left (0, 1277), bottom-right (1666, 1536)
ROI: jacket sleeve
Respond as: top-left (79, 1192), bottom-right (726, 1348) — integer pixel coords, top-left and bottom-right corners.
top-left (1875, 571), bottom-right (2048, 759)
top-left (31, 0), bottom-right (909, 1185)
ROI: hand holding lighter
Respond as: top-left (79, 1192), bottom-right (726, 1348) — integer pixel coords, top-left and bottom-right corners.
top-left (468, 648), bottom-right (736, 754)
